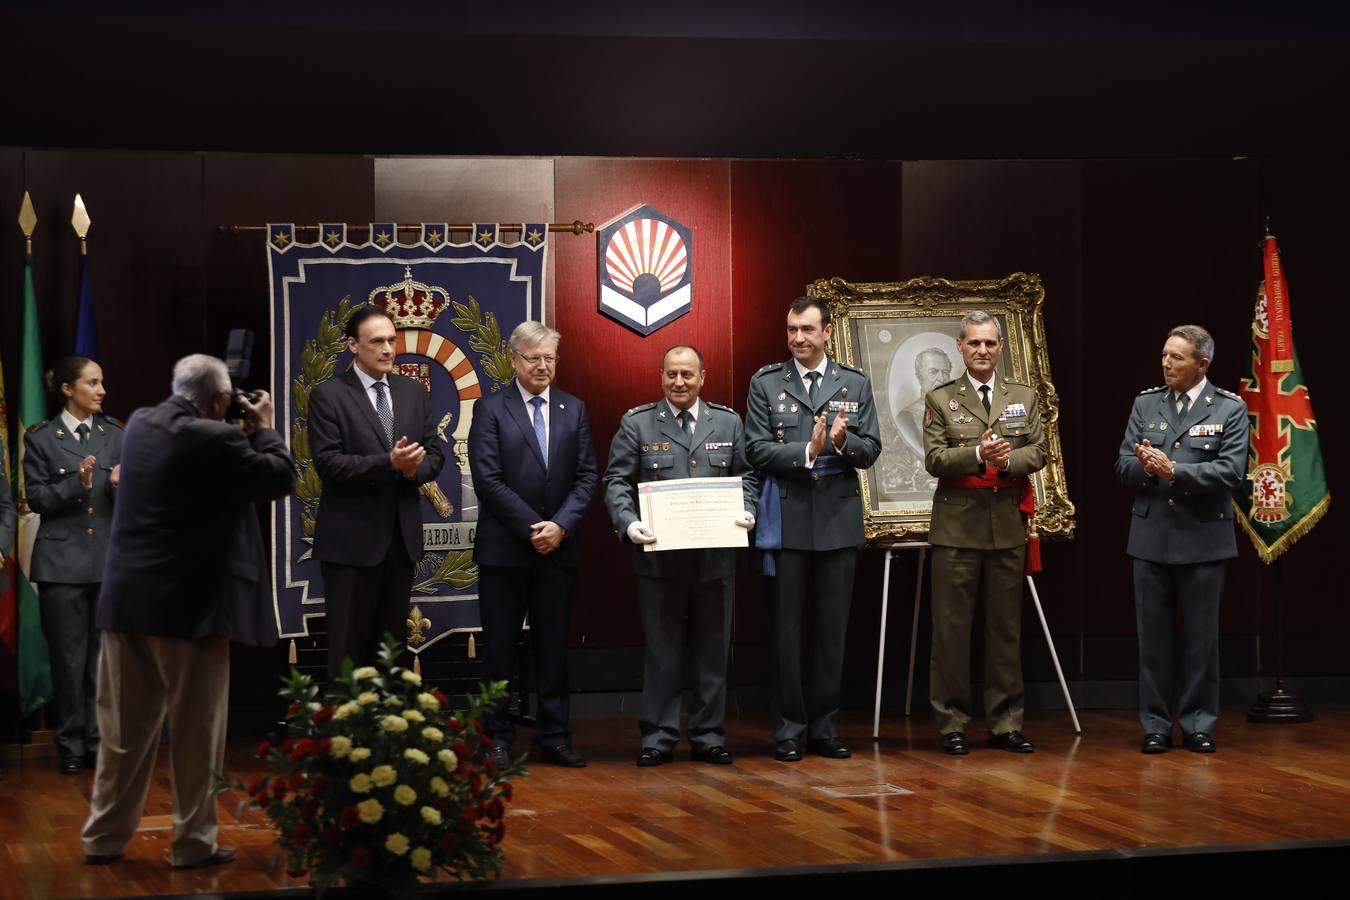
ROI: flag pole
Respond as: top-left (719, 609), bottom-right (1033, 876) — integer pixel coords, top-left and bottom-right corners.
top-left (1247, 558), bottom-right (1313, 722)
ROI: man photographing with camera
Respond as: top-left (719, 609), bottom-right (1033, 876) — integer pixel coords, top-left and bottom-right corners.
top-left (82, 353), bottom-right (295, 869)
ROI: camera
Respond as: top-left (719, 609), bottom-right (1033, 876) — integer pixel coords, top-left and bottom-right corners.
top-left (224, 328), bottom-right (261, 421)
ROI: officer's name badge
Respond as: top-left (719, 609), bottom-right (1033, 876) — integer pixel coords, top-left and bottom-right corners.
top-left (1189, 423), bottom-right (1223, 437)
top-left (998, 403), bottom-right (1027, 420)
top-left (704, 441), bottom-right (732, 451)
top-left (827, 400), bottom-right (860, 414)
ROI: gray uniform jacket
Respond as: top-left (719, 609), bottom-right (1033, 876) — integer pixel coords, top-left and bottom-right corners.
top-left (22, 414), bottom-right (123, 584)
top-left (604, 400), bottom-right (759, 581)
top-left (745, 358), bottom-right (882, 551)
top-left (1115, 385), bottom-right (1249, 565)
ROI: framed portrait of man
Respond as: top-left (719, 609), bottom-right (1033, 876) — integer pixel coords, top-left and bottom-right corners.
top-left (812, 272), bottom-right (1075, 545)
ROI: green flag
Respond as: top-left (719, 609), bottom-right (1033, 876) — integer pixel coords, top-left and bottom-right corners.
top-left (16, 253), bottom-right (52, 715)
top-left (1234, 233), bottom-right (1330, 563)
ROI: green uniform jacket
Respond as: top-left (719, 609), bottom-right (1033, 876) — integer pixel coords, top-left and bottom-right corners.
top-left (604, 400), bottom-right (759, 581)
top-left (745, 358), bottom-right (882, 551)
top-left (923, 376), bottom-right (1045, 550)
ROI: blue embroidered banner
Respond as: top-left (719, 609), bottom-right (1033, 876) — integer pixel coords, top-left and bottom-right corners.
top-left (266, 223), bottom-right (548, 657)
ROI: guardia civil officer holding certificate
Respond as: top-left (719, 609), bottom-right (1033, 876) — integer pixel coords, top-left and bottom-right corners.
top-left (604, 345), bottom-right (758, 767)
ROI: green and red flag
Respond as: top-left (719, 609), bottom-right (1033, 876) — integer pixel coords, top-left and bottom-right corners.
top-left (1235, 233), bottom-right (1330, 563)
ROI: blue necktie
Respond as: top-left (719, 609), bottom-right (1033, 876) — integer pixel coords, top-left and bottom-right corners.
top-left (530, 395), bottom-right (547, 465)
top-left (373, 381), bottom-right (394, 449)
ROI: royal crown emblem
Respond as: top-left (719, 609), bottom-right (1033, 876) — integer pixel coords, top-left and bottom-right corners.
top-left (370, 266), bottom-right (451, 329)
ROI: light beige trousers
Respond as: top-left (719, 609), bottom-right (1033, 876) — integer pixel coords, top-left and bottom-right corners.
top-left (81, 632), bottom-right (230, 866)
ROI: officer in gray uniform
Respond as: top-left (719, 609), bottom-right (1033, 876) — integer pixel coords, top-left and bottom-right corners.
top-left (23, 356), bottom-right (123, 773)
top-left (604, 345), bottom-right (759, 766)
top-left (745, 296), bottom-right (882, 762)
top-left (1116, 324), bottom-right (1248, 754)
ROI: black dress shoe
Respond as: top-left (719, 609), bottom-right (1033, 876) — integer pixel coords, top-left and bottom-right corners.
top-left (1184, 732), bottom-right (1216, 753)
top-left (636, 747), bottom-right (674, 767)
top-left (808, 737), bottom-right (852, 759)
top-left (774, 739), bottom-right (803, 762)
top-left (541, 744), bottom-right (587, 767)
top-left (84, 752), bottom-right (99, 770)
top-left (60, 757), bottom-right (85, 775)
top-left (940, 732), bottom-right (970, 755)
top-left (1140, 732), bottom-right (1172, 754)
top-left (990, 730), bottom-right (1035, 753)
top-left (691, 745), bottom-right (733, 765)
top-left (172, 845), bottom-right (236, 869)
top-left (84, 852), bottom-right (122, 865)
top-left (486, 746), bottom-right (511, 770)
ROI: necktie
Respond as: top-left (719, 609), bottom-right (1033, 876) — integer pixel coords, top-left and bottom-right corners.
top-left (677, 409), bottom-right (692, 436)
top-left (76, 423), bottom-right (90, 446)
top-left (530, 396), bottom-right (547, 464)
top-left (1177, 392), bottom-right (1191, 418)
top-left (373, 381), bottom-right (394, 449)
top-left (979, 384), bottom-right (991, 414)
top-left (807, 371), bottom-right (820, 406)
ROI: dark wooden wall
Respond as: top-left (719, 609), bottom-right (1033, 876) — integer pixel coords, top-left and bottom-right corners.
top-left (2, 151), bottom-right (1346, 696)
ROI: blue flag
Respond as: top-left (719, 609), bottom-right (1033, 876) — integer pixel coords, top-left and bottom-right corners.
top-left (73, 256), bottom-right (98, 357)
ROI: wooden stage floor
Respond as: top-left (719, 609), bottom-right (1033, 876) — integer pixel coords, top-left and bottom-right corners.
top-left (4, 707), bottom-right (1350, 898)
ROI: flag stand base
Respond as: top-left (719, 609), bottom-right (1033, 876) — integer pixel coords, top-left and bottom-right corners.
top-left (1247, 680), bottom-right (1314, 723)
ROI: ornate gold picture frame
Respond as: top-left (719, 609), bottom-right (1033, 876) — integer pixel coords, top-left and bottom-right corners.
top-left (812, 272), bottom-right (1075, 545)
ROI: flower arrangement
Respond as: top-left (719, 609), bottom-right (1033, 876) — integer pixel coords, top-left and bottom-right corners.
top-left (224, 637), bottom-right (522, 894)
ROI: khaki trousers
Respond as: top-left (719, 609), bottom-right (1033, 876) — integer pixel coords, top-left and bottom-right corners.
top-left (81, 632), bottom-right (230, 866)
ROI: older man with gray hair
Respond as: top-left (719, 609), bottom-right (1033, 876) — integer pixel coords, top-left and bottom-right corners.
top-left (1117, 324), bottom-right (1248, 754)
top-left (82, 354), bottom-right (294, 868)
top-left (469, 321), bottom-right (597, 768)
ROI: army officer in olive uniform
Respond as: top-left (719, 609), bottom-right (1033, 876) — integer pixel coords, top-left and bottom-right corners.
top-left (23, 356), bottom-right (123, 774)
top-left (745, 296), bottom-right (882, 762)
top-left (1116, 324), bottom-right (1247, 755)
top-left (604, 345), bottom-right (759, 767)
top-left (923, 311), bottom-right (1046, 756)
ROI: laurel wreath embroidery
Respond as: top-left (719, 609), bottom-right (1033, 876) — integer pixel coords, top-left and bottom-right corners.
top-left (449, 295), bottom-right (513, 391)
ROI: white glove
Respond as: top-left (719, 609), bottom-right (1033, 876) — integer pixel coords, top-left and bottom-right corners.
top-left (627, 521), bottom-right (657, 544)
top-left (735, 511), bottom-right (756, 530)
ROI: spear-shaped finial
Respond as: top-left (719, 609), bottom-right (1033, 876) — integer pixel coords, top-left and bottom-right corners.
top-left (18, 191), bottom-right (36, 255)
top-left (72, 193), bottom-right (91, 255)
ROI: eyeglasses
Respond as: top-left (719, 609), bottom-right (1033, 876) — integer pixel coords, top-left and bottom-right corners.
top-left (514, 352), bottom-right (558, 366)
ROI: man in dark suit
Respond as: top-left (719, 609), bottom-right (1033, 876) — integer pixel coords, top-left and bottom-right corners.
top-left (308, 306), bottom-right (444, 679)
top-left (81, 354), bottom-right (293, 868)
top-left (469, 321), bottom-right (596, 768)
top-left (923, 311), bottom-right (1046, 756)
top-left (603, 345), bottom-right (758, 766)
top-left (745, 296), bottom-right (882, 762)
top-left (1116, 324), bottom-right (1248, 754)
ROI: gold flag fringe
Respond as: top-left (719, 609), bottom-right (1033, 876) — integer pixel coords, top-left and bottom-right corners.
top-left (1236, 493), bottom-right (1332, 565)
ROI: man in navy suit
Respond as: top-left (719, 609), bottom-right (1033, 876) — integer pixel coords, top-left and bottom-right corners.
top-left (469, 321), bottom-right (597, 768)
top-left (309, 306), bottom-right (445, 679)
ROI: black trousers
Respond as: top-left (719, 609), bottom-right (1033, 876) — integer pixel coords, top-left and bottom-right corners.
top-left (38, 581), bottom-right (100, 761)
top-left (1134, 558), bottom-right (1225, 737)
top-left (766, 547), bottom-right (857, 743)
top-left (478, 559), bottom-right (575, 749)
top-left (321, 538), bottom-right (414, 681)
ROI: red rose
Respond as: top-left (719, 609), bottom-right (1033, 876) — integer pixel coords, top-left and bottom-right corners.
top-left (300, 798), bottom-right (319, 818)
top-left (255, 739), bottom-right (272, 758)
top-left (440, 831), bottom-right (460, 854)
top-left (459, 806), bottom-right (477, 829)
top-left (492, 798), bottom-right (504, 821)
top-left (485, 831), bottom-right (497, 849)
top-left (272, 780), bottom-right (289, 799)
top-left (470, 776), bottom-right (483, 795)
top-left (311, 774), bottom-right (332, 799)
top-left (484, 758), bottom-right (497, 779)
top-left (288, 774), bottom-right (304, 792)
top-left (431, 797), bottom-right (449, 813)
top-left (467, 717), bottom-right (483, 733)
top-left (291, 823), bottom-right (311, 845)
top-left (446, 718), bottom-right (463, 733)
top-left (453, 741), bottom-right (470, 758)
top-left (316, 738), bottom-right (332, 756)
top-left (351, 846), bottom-right (371, 868)
top-left (433, 689), bottom-right (450, 707)
top-left (290, 738), bottom-right (317, 762)
top-left (280, 738), bottom-right (297, 754)
top-left (313, 706), bottom-right (334, 724)
top-left (321, 827), bottom-right (341, 848)
top-left (501, 783), bottom-right (513, 802)
top-left (340, 806), bottom-right (361, 830)
top-left (287, 703), bottom-right (301, 717)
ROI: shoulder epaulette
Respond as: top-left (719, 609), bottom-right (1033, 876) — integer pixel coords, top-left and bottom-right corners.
top-left (755, 362), bottom-right (784, 375)
top-left (1214, 387), bottom-right (1241, 401)
top-left (1002, 376), bottom-right (1028, 387)
top-left (838, 361), bottom-right (865, 375)
top-left (706, 401), bottom-right (736, 413)
top-left (27, 420), bottom-right (48, 434)
top-left (1138, 385), bottom-right (1167, 395)
top-left (100, 414), bottom-right (125, 429)
top-left (624, 402), bottom-right (658, 416)
top-left (935, 378), bottom-right (959, 390)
